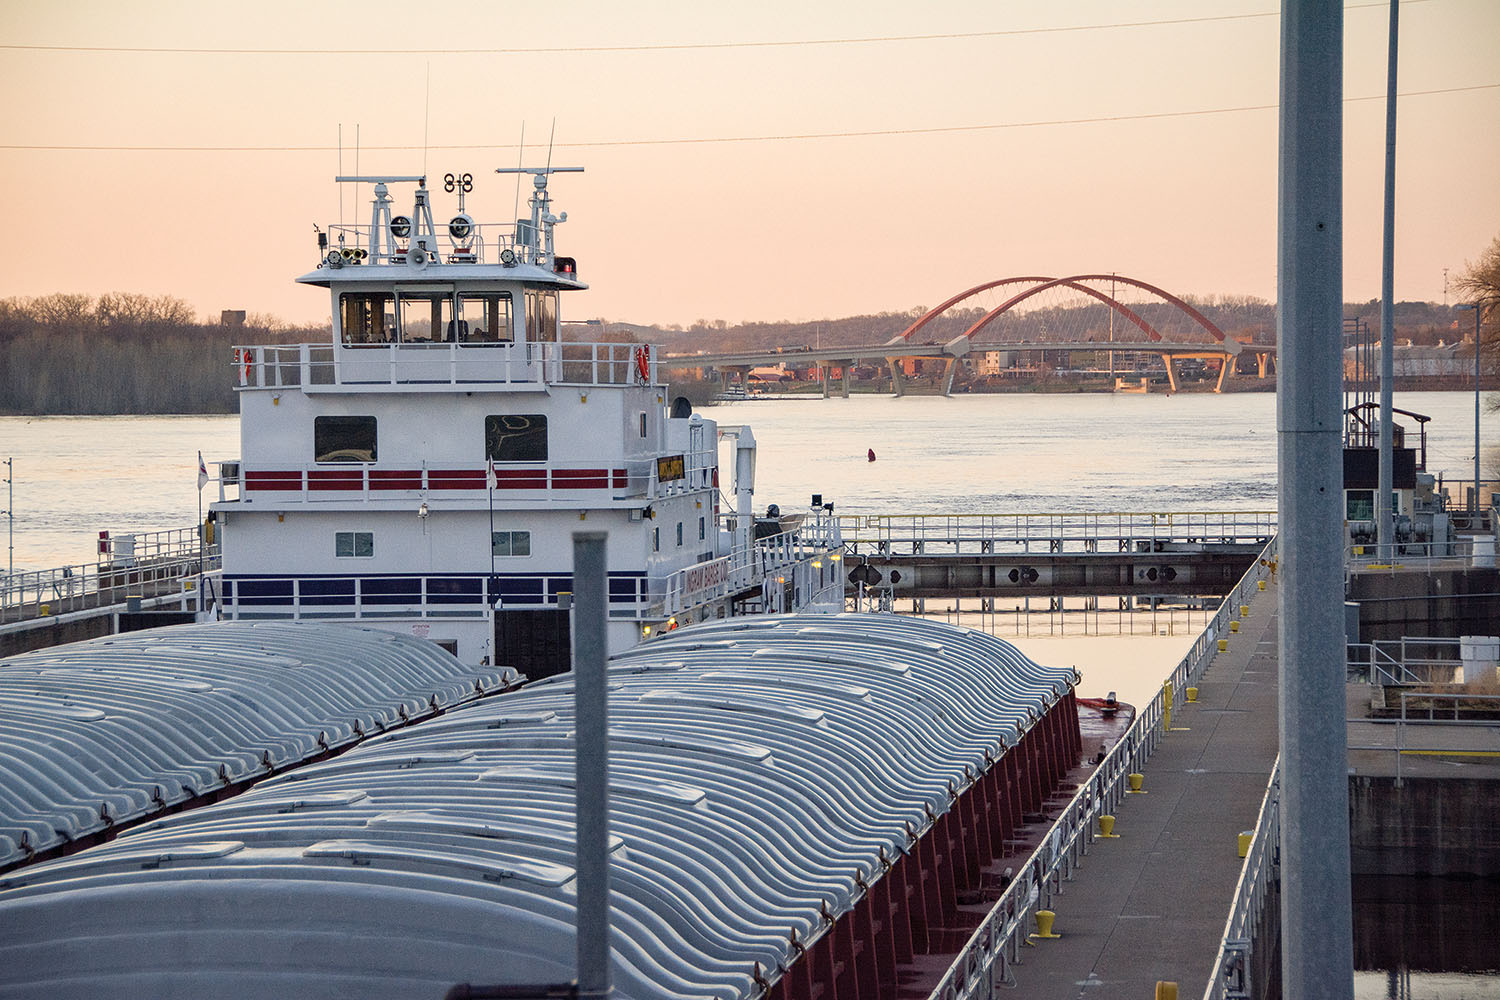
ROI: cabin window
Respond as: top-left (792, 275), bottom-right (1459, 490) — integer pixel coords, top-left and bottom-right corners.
top-left (491, 530), bottom-right (532, 557)
top-left (638, 412), bottom-right (648, 438)
top-left (398, 291), bottom-right (456, 344)
top-left (457, 292), bottom-right (513, 344)
top-left (335, 531), bottom-right (374, 558)
top-left (676, 522), bottom-right (684, 547)
top-left (339, 292), bottom-right (395, 346)
top-left (485, 414), bottom-right (548, 462)
top-left (525, 289), bottom-right (558, 342)
top-left (699, 517), bottom-right (706, 541)
top-left (1346, 490), bottom-right (1375, 522)
top-left (652, 527), bottom-right (660, 552)
top-left (315, 415), bottom-right (377, 463)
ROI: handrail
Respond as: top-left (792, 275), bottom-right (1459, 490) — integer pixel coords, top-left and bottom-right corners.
top-left (841, 511), bottom-right (1276, 556)
top-left (925, 535), bottom-right (1279, 999)
top-left (1202, 759), bottom-right (1281, 1000)
top-left (2, 527), bottom-right (219, 624)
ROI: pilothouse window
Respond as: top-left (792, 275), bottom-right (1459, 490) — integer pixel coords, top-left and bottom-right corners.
top-left (315, 415), bottom-right (377, 463)
top-left (525, 290), bottom-right (558, 342)
top-left (398, 292), bottom-right (456, 344)
top-left (339, 293), bottom-right (395, 346)
top-left (485, 414), bottom-right (548, 462)
top-left (457, 292), bottom-right (513, 344)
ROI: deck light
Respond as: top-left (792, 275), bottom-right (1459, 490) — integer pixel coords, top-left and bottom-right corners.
top-left (500, 248), bottom-right (517, 267)
top-left (417, 502), bottom-right (430, 520)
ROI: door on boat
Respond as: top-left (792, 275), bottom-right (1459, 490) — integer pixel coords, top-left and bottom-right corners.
top-left (495, 609), bottom-right (572, 681)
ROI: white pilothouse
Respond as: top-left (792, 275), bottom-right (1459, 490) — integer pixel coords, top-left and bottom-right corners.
top-left (208, 168), bottom-right (843, 677)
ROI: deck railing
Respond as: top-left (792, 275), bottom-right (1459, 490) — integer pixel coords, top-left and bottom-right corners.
top-left (1347, 636), bottom-right (1464, 686)
top-left (235, 340), bottom-right (658, 390)
top-left (841, 511), bottom-right (1277, 556)
top-left (1, 528), bottom-right (219, 625)
top-left (924, 535), bottom-right (1278, 1000)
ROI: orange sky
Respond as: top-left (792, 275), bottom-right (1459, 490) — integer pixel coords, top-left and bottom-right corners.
top-left (1, 0), bottom-right (1496, 329)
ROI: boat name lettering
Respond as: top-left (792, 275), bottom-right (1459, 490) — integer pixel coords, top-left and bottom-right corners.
top-left (682, 559), bottom-right (731, 598)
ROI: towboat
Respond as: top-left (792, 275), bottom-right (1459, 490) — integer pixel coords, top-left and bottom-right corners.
top-left (207, 167), bottom-right (843, 677)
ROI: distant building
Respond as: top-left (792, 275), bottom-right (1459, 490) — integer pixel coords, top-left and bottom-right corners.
top-left (220, 310), bottom-right (246, 329)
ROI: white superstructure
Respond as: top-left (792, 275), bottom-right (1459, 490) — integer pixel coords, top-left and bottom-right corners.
top-left (209, 168), bottom-right (842, 676)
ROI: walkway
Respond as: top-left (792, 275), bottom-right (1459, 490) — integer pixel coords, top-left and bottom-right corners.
top-left (1006, 582), bottom-right (1282, 997)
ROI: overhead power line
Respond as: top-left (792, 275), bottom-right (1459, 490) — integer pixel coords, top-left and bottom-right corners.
top-left (0, 1), bottom-right (1430, 56)
top-left (0, 84), bottom-right (1492, 154)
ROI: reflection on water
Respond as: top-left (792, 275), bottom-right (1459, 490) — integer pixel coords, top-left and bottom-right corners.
top-left (1353, 876), bottom-right (1500, 999)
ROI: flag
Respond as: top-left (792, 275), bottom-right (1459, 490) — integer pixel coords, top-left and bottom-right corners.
top-left (197, 451), bottom-right (209, 491)
top-left (485, 459), bottom-right (497, 491)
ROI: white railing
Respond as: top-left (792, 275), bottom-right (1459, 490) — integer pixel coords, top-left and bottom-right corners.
top-left (234, 340), bottom-right (658, 390)
top-left (657, 511), bottom-right (845, 618)
top-left (925, 536), bottom-right (1278, 1000)
top-left (1347, 636), bottom-right (1463, 686)
top-left (2, 528), bottom-right (220, 625)
top-left (1346, 535), bottom-right (1494, 571)
top-left (1203, 760), bottom-right (1281, 1000)
top-left (841, 511), bottom-right (1277, 556)
top-left (1349, 692), bottom-right (1500, 788)
top-left (323, 219), bottom-right (530, 267)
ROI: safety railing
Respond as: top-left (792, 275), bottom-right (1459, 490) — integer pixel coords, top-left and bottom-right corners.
top-left (841, 511), bottom-right (1276, 557)
top-left (925, 536), bottom-right (1278, 999)
top-left (2, 528), bottom-right (220, 625)
top-left (1347, 636), bottom-right (1463, 686)
top-left (657, 513), bottom-right (845, 618)
top-left (1349, 692), bottom-right (1500, 788)
top-left (1203, 759), bottom-right (1281, 1000)
top-left (1346, 535), bottom-right (1495, 571)
top-left (234, 340), bottom-right (658, 390)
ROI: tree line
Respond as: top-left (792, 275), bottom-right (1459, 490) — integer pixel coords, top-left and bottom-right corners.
top-left (0, 293), bottom-right (323, 414)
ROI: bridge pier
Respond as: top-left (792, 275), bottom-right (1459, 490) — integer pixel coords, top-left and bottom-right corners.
top-left (940, 358), bottom-right (958, 396)
top-left (1159, 353), bottom-right (1179, 394)
top-left (886, 357), bottom-right (907, 398)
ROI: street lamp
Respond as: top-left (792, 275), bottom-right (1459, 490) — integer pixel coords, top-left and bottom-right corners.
top-left (1456, 302), bottom-right (1488, 513)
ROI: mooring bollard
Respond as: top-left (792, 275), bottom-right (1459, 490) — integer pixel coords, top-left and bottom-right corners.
top-left (1240, 604), bottom-right (1250, 618)
top-left (1155, 983), bottom-right (1179, 1000)
top-left (1217, 638), bottom-right (1228, 652)
top-left (1098, 814), bottom-right (1119, 838)
top-left (1230, 620), bottom-right (1240, 633)
top-left (1257, 579), bottom-right (1267, 591)
top-left (1031, 909), bottom-right (1061, 939)
top-left (1185, 686), bottom-right (1198, 703)
top-left (1238, 830), bottom-right (1253, 858)
top-left (1127, 773), bottom-right (1146, 794)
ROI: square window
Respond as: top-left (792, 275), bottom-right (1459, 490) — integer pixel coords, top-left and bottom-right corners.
top-left (492, 530), bottom-right (532, 557)
top-left (315, 416), bottom-right (377, 463)
top-left (336, 531), bottom-right (373, 558)
top-left (485, 414), bottom-right (548, 462)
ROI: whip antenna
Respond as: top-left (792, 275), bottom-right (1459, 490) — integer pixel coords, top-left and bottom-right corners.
top-left (512, 122), bottom-right (525, 222)
top-left (422, 62), bottom-right (432, 178)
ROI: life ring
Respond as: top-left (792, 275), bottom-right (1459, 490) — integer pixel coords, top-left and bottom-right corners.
top-left (634, 345), bottom-right (650, 382)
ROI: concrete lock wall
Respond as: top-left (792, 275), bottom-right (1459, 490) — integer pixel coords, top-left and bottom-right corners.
top-left (1349, 776), bottom-right (1500, 877)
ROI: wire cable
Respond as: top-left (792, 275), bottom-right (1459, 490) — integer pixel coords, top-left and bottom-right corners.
top-left (0, 84), bottom-right (1492, 153)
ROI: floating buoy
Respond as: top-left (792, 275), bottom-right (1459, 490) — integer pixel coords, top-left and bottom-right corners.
top-left (867, 448), bottom-right (876, 462)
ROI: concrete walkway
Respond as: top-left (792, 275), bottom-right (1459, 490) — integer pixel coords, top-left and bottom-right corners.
top-left (1007, 583), bottom-right (1282, 998)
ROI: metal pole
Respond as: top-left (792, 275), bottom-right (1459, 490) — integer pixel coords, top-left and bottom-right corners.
top-left (1377, 0), bottom-right (1398, 559)
top-left (1277, 2), bottom-right (1355, 997)
top-left (1479, 305), bottom-right (1484, 512)
top-left (571, 531), bottom-right (611, 998)
top-left (3, 457), bottom-right (12, 581)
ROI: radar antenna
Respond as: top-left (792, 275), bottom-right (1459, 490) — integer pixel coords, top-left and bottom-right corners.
top-left (495, 165), bottom-right (583, 265)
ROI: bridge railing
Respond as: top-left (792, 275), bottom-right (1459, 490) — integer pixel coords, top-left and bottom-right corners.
top-left (924, 534), bottom-right (1279, 1000)
top-left (2, 528), bottom-right (220, 625)
top-left (841, 510), bottom-right (1277, 556)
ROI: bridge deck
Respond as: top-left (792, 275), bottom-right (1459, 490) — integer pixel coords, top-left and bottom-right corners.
top-left (1002, 580), bottom-right (1281, 998)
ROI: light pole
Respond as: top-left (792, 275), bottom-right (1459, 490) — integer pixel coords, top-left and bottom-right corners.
top-left (1456, 302), bottom-right (1486, 512)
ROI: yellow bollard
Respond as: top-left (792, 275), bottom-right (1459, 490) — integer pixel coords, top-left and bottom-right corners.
top-left (39, 603), bottom-right (50, 617)
top-left (1030, 909), bottom-right (1061, 939)
top-left (1238, 831), bottom-right (1253, 858)
top-left (1185, 686), bottom-right (1198, 703)
top-left (1217, 639), bottom-right (1228, 652)
top-left (1155, 984), bottom-right (1179, 1000)
top-left (1098, 814), bottom-right (1120, 838)
top-left (1127, 773), bottom-right (1146, 794)
top-left (1257, 579), bottom-right (1266, 591)
top-left (1230, 620), bottom-right (1240, 633)
top-left (1240, 604), bottom-right (1250, 618)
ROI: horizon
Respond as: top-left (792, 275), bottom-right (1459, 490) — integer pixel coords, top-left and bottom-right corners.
top-left (2, 1), bottom-right (1497, 329)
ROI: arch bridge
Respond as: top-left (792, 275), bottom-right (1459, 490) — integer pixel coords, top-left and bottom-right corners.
top-left (667, 274), bottom-right (1276, 397)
